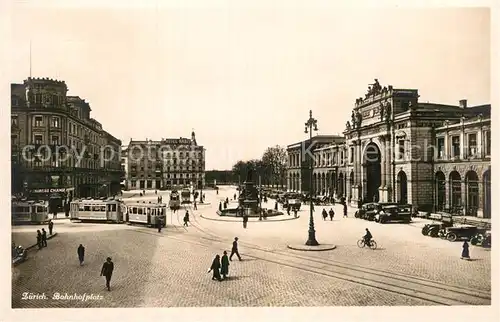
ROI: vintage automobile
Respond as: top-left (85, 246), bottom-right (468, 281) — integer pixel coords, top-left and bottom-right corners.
top-left (470, 230), bottom-right (491, 247)
top-left (374, 204), bottom-right (412, 224)
top-left (283, 198), bottom-right (302, 211)
top-left (444, 225), bottom-right (479, 242)
top-left (355, 203), bottom-right (381, 220)
top-left (422, 213), bottom-right (454, 237)
top-left (12, 245), bottom-right (28, 266)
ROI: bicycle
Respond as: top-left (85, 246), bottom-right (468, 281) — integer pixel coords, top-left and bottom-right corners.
top-left (357, 238), bottom-right (377, 250)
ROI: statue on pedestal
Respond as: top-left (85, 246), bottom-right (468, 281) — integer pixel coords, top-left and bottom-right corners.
top-left (379, 103), bottom-right (385, 121)
top-left (355, 111), bottom-right (362, 128)
top-left (351, 111), bottom-right (356, 128)
top-left (25, 85), bottom-right (32, 107)
top-left (346, 121), bottom-right (351, 131)
top-left (384, 102), bottom-right (392, 121)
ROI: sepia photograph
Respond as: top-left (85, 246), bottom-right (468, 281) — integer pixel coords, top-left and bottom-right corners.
top-left (3, 0), bottom-right (497, 321)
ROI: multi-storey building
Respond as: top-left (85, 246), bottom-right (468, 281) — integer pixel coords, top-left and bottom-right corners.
top-left (11, 77), bottom-right (122, 209)
top-left (286, 135), bottom-right (344, 194)
top-left (126, 131), bottom-right (205, 190)
top-left (286, 79), bottom-right (491, 218)
top-left (120, 145), bottom-right (129, 189)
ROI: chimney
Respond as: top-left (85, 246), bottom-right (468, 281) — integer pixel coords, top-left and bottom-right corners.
top-left (459, 99), bottom-right (467, 108)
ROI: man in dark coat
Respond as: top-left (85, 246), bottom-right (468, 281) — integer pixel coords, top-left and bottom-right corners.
top-left (183, 211), bottom-right (189, 227)
top-left (208, 254), bottom-right (222, 281)
top-left (461, 241), bottom-right (470, 260)
top-left (65, 202), bottom-right (70, 217)
top-left (48, 220), bottom-right (54, 235)
top-left (230, 237), bottom-right (242, 261)
top-left (243, 214), bottom-right (248, 229)
top-left (41, 228), bottom-right (48, 247)
top-left (157, 217), bottom-right (163, 232)
top-left (322, 209), bottom-right (328, 220)
top-left (220, 251), bottom-right (230, 279)
top-left (100, 257), bottom-right (114, 291)
top-left (36, 230), bottom-right (42, 250)
top-left (219, 202), bottom-right (222, 212)
top-left (77, 244), bottom-right (85, 265)
top-left (343, 203), bottom-right (348, 218)
top-left (329, 208), bottom-right (335, 220)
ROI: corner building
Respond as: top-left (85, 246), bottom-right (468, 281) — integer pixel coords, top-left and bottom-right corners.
top-left (286, 80), bottom-right (491, 218)
top-left (126, 131), bottom-right (205, 190)
top-left (11, 77), bottom-right (122, 207)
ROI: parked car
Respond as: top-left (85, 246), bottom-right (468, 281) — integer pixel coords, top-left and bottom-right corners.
top-left (422, 213), bottom-right (454, 237)
top-left (355, 203), bottom-right (381, 220)
top-left (283, 199), bottom-right (302, 211)
top-left (375, 204), bottom-right (412, 223)
top-left (444, 225), bottom-right (479, 242)
top-left (12, 245), bottom-right (28, 266)
top-left (470, 230), bottom-right (491, 247)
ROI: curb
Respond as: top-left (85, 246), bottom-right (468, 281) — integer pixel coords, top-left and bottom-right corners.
top-left (199, 214), bottom-right (300, 222)
top-left (24, 233), bottom-right (58, 251)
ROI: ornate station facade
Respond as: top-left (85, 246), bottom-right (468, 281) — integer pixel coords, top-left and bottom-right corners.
top-left (286, 79), bottom-right (491, 218)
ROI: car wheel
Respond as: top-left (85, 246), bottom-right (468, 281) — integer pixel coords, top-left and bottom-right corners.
top-left (421, 227), bottom-right (429, 236)
top-left (446, 232), bottom-right (458, 242)
top-left (428, 228), bottom-right (438, 237)
top-left (379, 217), bottom-right (386, 224)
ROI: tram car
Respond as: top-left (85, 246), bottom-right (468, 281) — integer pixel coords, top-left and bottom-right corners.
top-left (181, 188), bottom-right (191, 204)
top-left (126, 202), bottom-right (167, 227)
top-left (169, 190), bottom-right (181, 210)
top-left (69, 199), bottom-right (124, 223)
top-left (11, 200), bottom-right (49, 224)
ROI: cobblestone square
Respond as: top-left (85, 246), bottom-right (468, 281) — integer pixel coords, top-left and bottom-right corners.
top-left (11, 187), bottom-right (491, 308)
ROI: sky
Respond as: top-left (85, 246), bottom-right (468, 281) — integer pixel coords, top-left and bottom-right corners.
top-left (8, 2), bottom-right (490, 170)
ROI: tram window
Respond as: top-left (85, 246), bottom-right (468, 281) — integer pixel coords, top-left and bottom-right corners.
top-left (111, 204), bottom-right (117, 212)
top-left (138, 208), bottom-right (143, 215)
top-left (36, 206), bottom-right (45, 212)
top-left (84, 206), bottom-right (91, 211)
top-left (131, 207), bottom-right (137, 214)
top-left (147, 208), bottom-right (151, 215)
top-left (100, 206), bottom-right (106, 212)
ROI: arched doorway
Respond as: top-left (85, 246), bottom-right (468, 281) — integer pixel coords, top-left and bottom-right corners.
top-left (338, 172), bottom-right (344, 198)
top-left (465, 171), bottom-right (479, 216)
top-left (483, 170), bottom-right (490, 218)
top-left (397, 171), bottom-right (408, 204)
top-left (435, 171), bottom-right (446, 211)
top-left (363, 142), bottom-right (382, 203)
top-left (449, 171), bottom-right (462, 212)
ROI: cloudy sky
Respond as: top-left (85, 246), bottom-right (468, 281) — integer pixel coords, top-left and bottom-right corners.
top-left (8, 1), bottom-right (490, 169)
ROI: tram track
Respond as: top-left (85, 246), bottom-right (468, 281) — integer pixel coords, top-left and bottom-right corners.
top-left (153, 204), bottom-right (491, 306)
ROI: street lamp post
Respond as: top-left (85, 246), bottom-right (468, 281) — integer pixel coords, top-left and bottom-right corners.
top-left (304, 110), bottom-right (319, 246)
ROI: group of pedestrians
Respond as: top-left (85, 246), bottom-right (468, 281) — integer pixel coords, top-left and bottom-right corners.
top-left (208, 237), bottom-right (242, 281)
top-left (75, 244), bottom-right (114, 291)
top-left (36, 228), bottom-right (48, 249)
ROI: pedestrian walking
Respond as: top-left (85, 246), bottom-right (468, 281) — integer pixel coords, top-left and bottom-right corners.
top-left (219, 202), bottom-right (222, 212)
top-left (226, 197), bottom-right (229, 204)
top-left (287, 207), bottom-right (290, 216)
top-left (48, 220), bottom-right (54, 235)
top-left (194, 201), bottom-right (197, 210)
top-left (202, 193), bottom-right (205, 201)
top-left (36, 230), bottom-right (42, 250)
top-left (41, 228), bottom-right (48, 247)
top-left (461, 240), bottom-right (470, 260)
top-left (207, 254), bottom-right (223, 281)
top-left (329, 208), bottom-right (335, 220)
top-left (100, 257), bottom-right (114, 291)
top-left (183, 212), bottom-right (190, 227)
top-left (293, 208), bottom-right (298, 218)
top-left (243, 214), bottom-right (248, 229)
top-left (157, 217), bottom-right (163, 232)
top-left (322, 209), bottom-right (328, 220)
top-left (216, 189), bottom-right (219, 195)
top-left (343, 203), bottom-right (348, 218)
top-left (65, 202), bottom-right (70, 217)
top-left (275, 202), bottom-right (278, 211)
top-left (224, 202), bottom-right (228, 209)
top-left (221, 251), bottom-right (230, 279)
top-left (155, 190), bottom-right (157, 195)
top-left (233, 193), bottom-right (236, 200)
top-left (230, 237), bottom-right (242, 261)
top-left (77, 244), bottom-right (85, 265)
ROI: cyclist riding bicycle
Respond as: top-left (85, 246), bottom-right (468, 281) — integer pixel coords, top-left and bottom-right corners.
top-left (363, 228), bottom-right (373, 246)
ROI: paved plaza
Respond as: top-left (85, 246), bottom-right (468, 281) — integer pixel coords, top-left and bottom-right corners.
top-left (11, 186), bottom-right (491, 307)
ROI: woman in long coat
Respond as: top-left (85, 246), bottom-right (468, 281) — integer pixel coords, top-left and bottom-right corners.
top-left (220, 251), bottom-right (230, 279)
top-left (208, 254), bottom-right (222, 281)
top-left (461, 240), bottom-right (470, 260)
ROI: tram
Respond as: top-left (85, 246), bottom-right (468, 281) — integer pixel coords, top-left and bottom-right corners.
top-left (126, 202), bottom-right (167, 227)
top-left (69, 199), bottom-right (124, 223)
top-left (169, 190), bottom-right (181, 210)
top-left (11, 201), bottom-right (49, 224)
top-left (181, 188), bottom-right (191, 204)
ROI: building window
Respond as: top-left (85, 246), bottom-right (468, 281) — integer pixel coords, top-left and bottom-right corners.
top-left (11, 116), bottom-right (18, 126)
top-left (349, 147), bottom-right (354, 163)
top-left (51, 136), bottom-right (60, 145)
top-left (131, 180), bottom-right (136, 187)
top-left (34, 160), bottom-right (42, 168)
top-left (485, 131), bottom-right (491, 156)
top-left (34, 135), bottom-right (43, 145)
top-left (451, 136), bottom-right (460, 158)
top-left (51, 117), bottom-right (60, 128)
top-left (467, 133), bottom-right (477, 158)
top-left (437, 138), bottom-right (445, 159)
top-left (34, 116), bottom-right (43, 127)
top-left (398, 140), bottom-right (405, 160)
